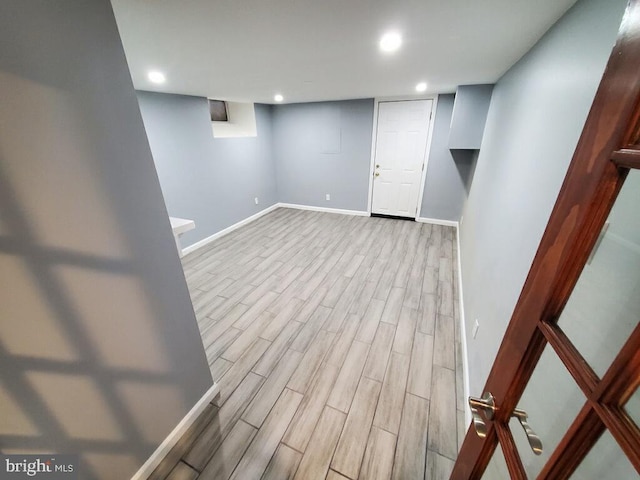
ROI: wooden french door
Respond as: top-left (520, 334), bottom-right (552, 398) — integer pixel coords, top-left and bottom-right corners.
top-left (452, 1), bottom-right (640, 478)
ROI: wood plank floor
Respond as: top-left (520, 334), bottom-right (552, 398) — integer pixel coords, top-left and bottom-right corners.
top-left (148, 207), bottom-right (466, 480)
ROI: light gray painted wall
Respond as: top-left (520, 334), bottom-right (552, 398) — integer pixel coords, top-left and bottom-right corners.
top-left (459, 0), bottom-right (628, 397)
top-left (0, 2), bottom-right (212, 479)
top-left (136, 92), bottom-right (278, 247)
top-left (140, 94), bottom-right (462, 228)
top-left (420, 94), bottom-right (479, 221)
top-left (448, 85), bottom-right (494, 149)
top-left (272, 99), bottom-right (374, 211)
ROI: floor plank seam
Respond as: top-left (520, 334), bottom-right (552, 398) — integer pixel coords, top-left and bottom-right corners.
top-left (164, 209), bottom-right (463, 480)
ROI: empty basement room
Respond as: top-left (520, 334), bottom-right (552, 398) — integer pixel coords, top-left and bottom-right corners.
top-left (2, 0), bottom-right (640, 479)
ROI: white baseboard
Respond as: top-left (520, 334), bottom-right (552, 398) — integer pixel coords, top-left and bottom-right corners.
top-left (416, 216), bottom-right (459, 228)
top-left (131, 382), bottom-right (219, 480)
top-left (456, 225), bottom-right (471, 428)
top-left (181, 203), bottom-right (279, 256)
top-left (180, 202), bottom-right (368, 258)
top-left (278, 203), bottom-right (369, 217)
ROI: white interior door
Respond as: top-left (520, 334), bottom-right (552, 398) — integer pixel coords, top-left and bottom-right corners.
top-left (371, 100), bottom-right (432, 217)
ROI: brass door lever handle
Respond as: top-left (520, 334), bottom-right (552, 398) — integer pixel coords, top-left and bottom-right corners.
top-left (513, 409), bottom-right (543, 455)
top-left (468, 392), bottom-right (543, 455)
top-left (468, 392), bottom-right (496, 438)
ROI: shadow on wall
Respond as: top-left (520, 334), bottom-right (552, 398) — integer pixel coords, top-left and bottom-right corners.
top-left (450, 149), bottom-right (479, 195)
top-left (0, 72), bottom-right (211, 479)
top-left (0, 154), bottom-right (202, 478)
top-left (0, 5), bottom-right (212, 472)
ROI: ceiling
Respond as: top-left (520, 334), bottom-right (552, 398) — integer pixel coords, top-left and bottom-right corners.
top-left (111, 0), bottom-right (577, 104)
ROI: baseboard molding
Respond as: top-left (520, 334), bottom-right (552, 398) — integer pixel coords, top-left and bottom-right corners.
top-left (131, 382), bottom-right (219, 480)
top-left (278, 203), bottom-right (369, 217)
top-left (416, 216), bottom-right (459, 228)
top-left (181, 203), bottom-right (279, 256)
top-left (456, 226), bottom-right (471, 427)
top-left (181, 202), bottom-right (368, 258)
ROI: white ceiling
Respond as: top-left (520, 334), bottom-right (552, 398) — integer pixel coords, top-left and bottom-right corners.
top-left (111, 0), bottom-right (577, 104)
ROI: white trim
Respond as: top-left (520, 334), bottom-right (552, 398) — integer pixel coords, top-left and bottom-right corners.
top-left (369, 93), bottom-right (449, 102)
top-left (366, 95), bottom-right (438, 217)
top-left (456, 225), bottom-right (472, 427)
top-left (180, 202), bottom-right (369, 258)
top-left (416, 216), bottom-right (459, 228)
top-left (181, 203), bottom-right (279, 256)
top-left (415, 95), bottom-right (439, 219)
top-left (278, 203), bottom-right (369, 217)
top-left (418, 216), bottom-right (469, 424)
top-left (366, 99), bottom-right (381, 214)
top-left (130, 382), bottom-right (219, 480)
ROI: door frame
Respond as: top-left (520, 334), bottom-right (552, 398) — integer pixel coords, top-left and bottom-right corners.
top-left (366, 95), bottom-right (438, 218)
top-left (452, 0), bottom-right (640, 477)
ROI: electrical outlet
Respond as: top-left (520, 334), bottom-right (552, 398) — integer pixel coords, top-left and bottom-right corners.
top-left (472, 319), bottom-right (480, 339)
top-left (254, 197), bottom-right (259, 205)
top-left (326, 194), bottom-right (330, 201)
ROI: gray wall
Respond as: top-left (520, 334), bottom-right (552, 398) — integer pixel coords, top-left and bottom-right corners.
top-left (0, 2), bottom-right (212, 479)
top-left (140, 94), bottom-right (469, 228)
top-left (137, 92), bottom-right (278, 247)
top-left (459, 0), bottom-right (628, 397)
top-left (448, 85), bottom-right (494, 150)
top-left (420, 94), bottom-right (479, 221)
top-left (272, 99), bottom-right (374, 212)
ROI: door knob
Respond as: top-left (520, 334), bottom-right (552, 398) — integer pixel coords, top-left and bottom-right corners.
top-left (375, 172), bottom-right (380, 177)
top-left (468, 392), bottom-right (496, 438)
top-left (513, 409), bottom-right (543, 455)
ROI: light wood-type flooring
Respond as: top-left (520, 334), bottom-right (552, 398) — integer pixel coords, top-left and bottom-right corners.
top-left (149, 207), bottom-right (466, 480)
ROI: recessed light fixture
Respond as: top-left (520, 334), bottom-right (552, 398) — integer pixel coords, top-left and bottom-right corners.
top-left (379, 32), bottom-right (402, 53)
top-left (274, 94), bottom-right (284, 102)
top-left (148, 70), bottom-right (166, 84)
top-left (416, 82), bottom-right (428, 92)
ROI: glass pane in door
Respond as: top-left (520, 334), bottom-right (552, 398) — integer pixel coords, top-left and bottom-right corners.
top-left (570, 429), bottom-right (636, 479)
top-left (509, 344), bottom-right (585, 478)
top-left (625, 386), bottom-right (640, 428)
top-left (558, 169), bottom-right (640, 377)
top-left (482, 442), bottom-right (510, 479)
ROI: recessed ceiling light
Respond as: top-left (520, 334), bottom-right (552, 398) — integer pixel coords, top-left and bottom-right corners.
top-left (379, 32), bottom-right (402, 53)
top-left (416, 82), bottom-right (428, 92)
top-left (274, 94), bottom-right (284, 102)
top-left (148, 71), bottom-right (166, 84)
